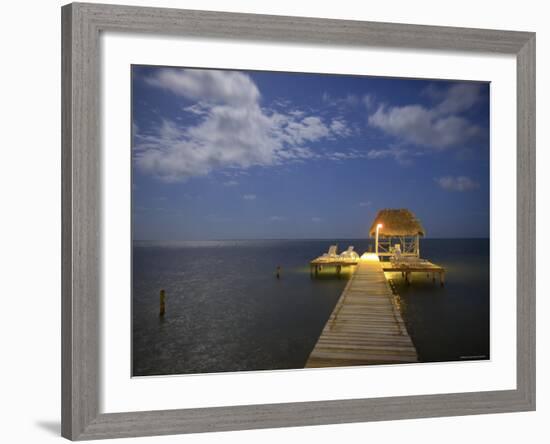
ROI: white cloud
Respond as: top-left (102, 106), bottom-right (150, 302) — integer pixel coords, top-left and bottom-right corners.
top-left (325, 149), bottom-right (371, 161)
top-left (369, 105), bottom-right (480, 149)
top-left (436, 83), bottom-right (483, 114)
top-left (135, 69), bottom-right (352, 182)
top-left (223, 180), bottom-right (239, 187)
top-left (183, 103), bottom-right (209, 116)
top-left (311, 217), bottom-right (322, 223)
top-left (330, 151), bottom-right (349, 160)
top-left (366, 147), bottom-right (412, 165)
top-left (366, 148), bottom-right (396, 159)
top-left (322, 92), bottom-right (360, 107)
top-left (363, 94), bottom-right (375, 110)
top-left (359, 201), bottom-right (371, 207)
top-left (146, 68), bottom-right (259, 106)
top-left (243, 194), bottom-right (257, 200)
top-left (288, 110), bottom-right (305, 118)
top-left (435, 176), bottom-right (480, 191)
top-left (269, 216), bottom-right (287, 221)
top-left (281, 116), bottom-right (330, 144)
top-left (368, 83), bottom-right (483, 151)
top-left (330, 119), bottom-right (353, 137)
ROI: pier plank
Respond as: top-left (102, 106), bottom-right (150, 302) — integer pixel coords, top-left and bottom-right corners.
top-left (306, 260), bottom-right (418, 367)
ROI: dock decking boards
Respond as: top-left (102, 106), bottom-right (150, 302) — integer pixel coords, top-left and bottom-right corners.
top-left (306, 260), bottom-right (418, 368)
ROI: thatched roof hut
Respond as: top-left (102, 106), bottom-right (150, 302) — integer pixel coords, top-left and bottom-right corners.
top-left (368, 209), bottom-right (425, 237)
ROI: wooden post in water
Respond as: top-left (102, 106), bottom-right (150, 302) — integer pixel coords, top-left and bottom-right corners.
top-left (159, 289), bottom-right (166, 316)
top-left (276, 265), bottom-right (281, 279)
top-left (440, 272), bottom-right (446, 287)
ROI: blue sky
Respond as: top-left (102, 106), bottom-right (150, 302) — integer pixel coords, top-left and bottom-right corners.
top-left (132, 66), bottom-right (490, 240)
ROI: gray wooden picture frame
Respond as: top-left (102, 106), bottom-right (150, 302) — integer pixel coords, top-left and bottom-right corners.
top-left (61, 2), bottom-right (536, 440)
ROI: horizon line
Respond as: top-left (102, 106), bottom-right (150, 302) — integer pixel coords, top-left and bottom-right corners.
top-left (133, 237), bottom-right (490, 242)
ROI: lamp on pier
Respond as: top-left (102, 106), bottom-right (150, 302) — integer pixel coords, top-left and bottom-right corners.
top-left (375, 223), bottom-right (383, 255)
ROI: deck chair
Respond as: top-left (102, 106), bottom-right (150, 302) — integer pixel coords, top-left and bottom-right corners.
top-left (390, 244), bottom-right (403, 263)
top-left (391, 244), bottom-right (429, 266)
top-left (340, 246), bottom-right (358, 259)
top-left (322, 245), bottom-right (338, 258)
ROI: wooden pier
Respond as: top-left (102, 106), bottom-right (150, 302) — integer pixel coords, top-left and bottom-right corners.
top-left (310, 258), bottom-right (357, 277)
top-left (310, 256), bottom-right (446, 286)
top-left (382, 261), bottom-right (445, 286)
top-left (306, 259), bottom-right (418, 368)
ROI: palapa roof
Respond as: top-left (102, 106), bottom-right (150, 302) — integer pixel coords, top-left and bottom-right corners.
top-left (369, 209), bottom-right (425, 237)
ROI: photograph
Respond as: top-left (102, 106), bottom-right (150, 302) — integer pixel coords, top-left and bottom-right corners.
top-left (131, 65), bottom-right (490, 377)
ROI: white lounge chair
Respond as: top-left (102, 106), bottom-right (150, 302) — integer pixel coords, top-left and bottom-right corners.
top-left (340, 246), bottom-right (359, 260)
top-left (390, 244), bottom-right (429, 266)
top-left (391, 244), bottom-right (403, 263)
top-left (322, 245), bottom-right (338, 259)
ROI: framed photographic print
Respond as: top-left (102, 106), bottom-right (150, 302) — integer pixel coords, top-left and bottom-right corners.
top-left (61, 2), bottom-right (535, 440)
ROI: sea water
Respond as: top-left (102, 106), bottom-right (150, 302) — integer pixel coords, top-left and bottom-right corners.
top-left (132, 239), bottom-right (489, 376)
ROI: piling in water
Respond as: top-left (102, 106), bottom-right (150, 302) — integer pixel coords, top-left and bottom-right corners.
top-left (159, 289), bottom-right (166, 316)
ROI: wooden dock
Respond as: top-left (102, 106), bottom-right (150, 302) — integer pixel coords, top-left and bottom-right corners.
top-left (306, 259), bottom-right (418, 368)
top-left (310, 256), bottom-right (446, 286)
top-left (382, 261), bottom-right (445, 286)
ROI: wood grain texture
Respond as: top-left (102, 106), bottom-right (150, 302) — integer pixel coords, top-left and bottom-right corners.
top-left (61, 2), bottom-right (536, 440)
top-left (76, 2), bottom-right (532, 53)
top-left (76, 390), bottom-right (531, 440)
top-left (62, 3), bottom-right (101, 439)
top-left (61, 5), bottom-right (73, 438)
top-left (306, 262), bottom-right (418, 367)
top-left (516, 35), bottom-right (536, 409)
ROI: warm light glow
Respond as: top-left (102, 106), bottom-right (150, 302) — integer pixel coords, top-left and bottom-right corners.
top-left (361, 253), bottom-right (380, 261)
top-left (375, 224), bottom-right (383, 255)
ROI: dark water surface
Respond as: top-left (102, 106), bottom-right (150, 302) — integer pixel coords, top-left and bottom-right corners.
top-left (132, 239), bottom-right (489, 376)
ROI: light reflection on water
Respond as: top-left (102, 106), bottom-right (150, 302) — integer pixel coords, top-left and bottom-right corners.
top-left (132, 239), bottom-right (489, 376)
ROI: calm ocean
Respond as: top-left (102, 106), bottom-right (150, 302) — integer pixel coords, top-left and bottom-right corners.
top-left (132, 239), bottom-right (489, 376)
